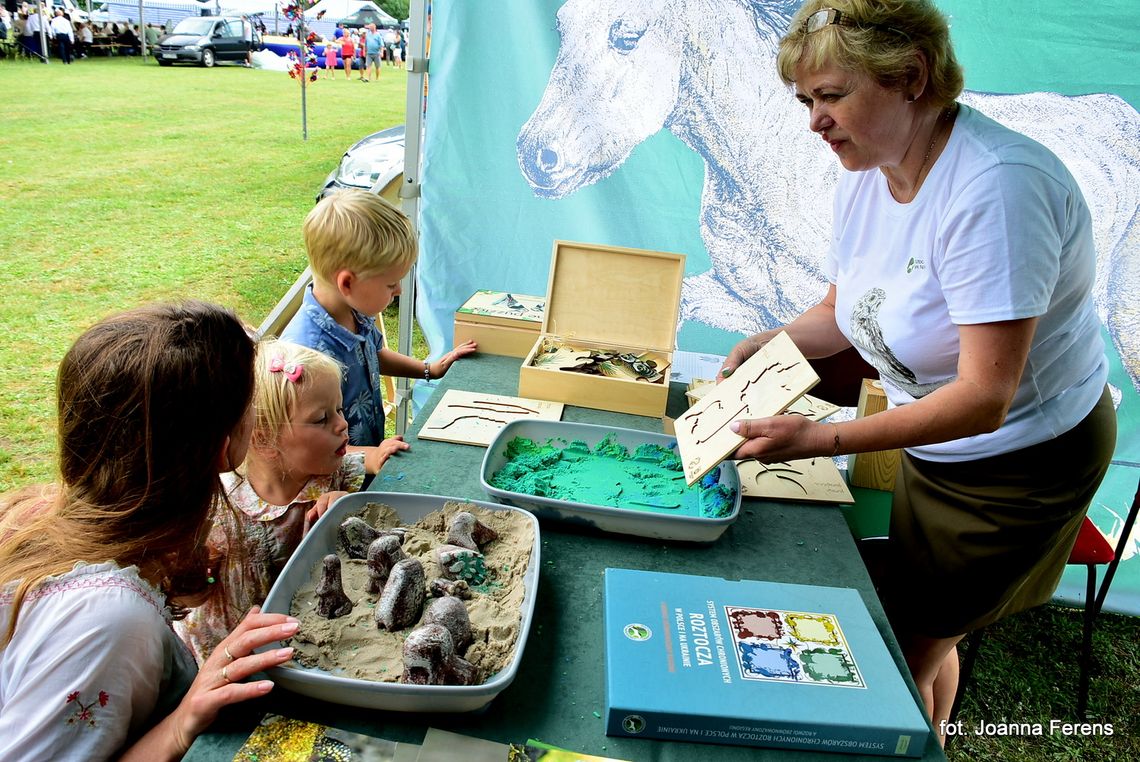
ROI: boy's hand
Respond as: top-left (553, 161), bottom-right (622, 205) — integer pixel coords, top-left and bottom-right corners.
top-left (429, 339), bottom-right (478, 378)
top-left (363, 436), bottom-right (411, 473)
top-left (303, 490), bottom-right (348, 534)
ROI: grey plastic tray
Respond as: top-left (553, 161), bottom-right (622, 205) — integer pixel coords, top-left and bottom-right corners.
top-left (480, 420), bottom-right (740, 542)
top-left (258, 491), bottom-right (540, 712)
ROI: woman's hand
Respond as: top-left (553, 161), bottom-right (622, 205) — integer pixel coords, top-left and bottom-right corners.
top-left (718, 330), bottom-right (780, 382)
top-left (730, 414), bottom-right (836, 463)
top-left (429, 339), bottom-right (478, 379)
top-left (303, 491), bottom-right (348, 534)
top-left (126, 608), bottom-right (297, 760)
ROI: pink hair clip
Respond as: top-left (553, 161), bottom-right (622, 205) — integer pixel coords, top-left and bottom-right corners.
top-left (268, 356), bottom-right (303, 383)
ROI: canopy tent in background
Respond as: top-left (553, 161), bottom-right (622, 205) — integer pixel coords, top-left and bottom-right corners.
top-left (306, 0), bottom-right (398, 26)
top-left (414, 0), bottom-right (1140, 613)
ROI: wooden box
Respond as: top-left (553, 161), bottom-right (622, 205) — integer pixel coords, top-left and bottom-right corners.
top-left (518, 240), bottom-right (685, 417)
top-left (453, 290), bottom-right (544, 358)
top-left (847, 379), bottom-right (901, 491)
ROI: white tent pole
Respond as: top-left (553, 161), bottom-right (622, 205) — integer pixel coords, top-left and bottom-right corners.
top-left (394, 0), bottom-right (427, 435)
top-left (138, 0), bottom-right (146, 61)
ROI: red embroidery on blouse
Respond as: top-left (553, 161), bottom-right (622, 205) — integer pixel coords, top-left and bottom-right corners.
top-left (64, 690), bottom-right (109, 728)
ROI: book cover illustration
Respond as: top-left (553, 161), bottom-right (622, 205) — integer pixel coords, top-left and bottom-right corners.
top-left (726, 606), bottom-right (863, 687)
top-left (457, 290), bottom-right (545, 323)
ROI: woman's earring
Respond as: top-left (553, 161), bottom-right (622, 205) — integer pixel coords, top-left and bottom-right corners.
top-left (906, 94), bottom-right (916, 103)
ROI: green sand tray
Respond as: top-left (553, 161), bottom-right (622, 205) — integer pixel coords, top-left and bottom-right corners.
top-left (480, 420), bottom-right (741, 542)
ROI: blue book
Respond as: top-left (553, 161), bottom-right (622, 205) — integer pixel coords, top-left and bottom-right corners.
top-left (603, 569), bottom-right (931, 757)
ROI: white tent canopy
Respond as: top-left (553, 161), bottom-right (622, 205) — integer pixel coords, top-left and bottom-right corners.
top-left (215, 0), bottom-right (282, 16)
top-left (305, 0), bottom-right (398, 25)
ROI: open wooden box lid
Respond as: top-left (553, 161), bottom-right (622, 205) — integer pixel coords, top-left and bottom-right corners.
top-left (541, 240), bottom-right (685, 353)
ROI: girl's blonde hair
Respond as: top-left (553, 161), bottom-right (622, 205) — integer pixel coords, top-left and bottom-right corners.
top-left (0, 302), bottom-right (255, 648)
top-left (251, 339), bottom-right (344, 452)
top-left (777, 0), bottom-right (963, 108)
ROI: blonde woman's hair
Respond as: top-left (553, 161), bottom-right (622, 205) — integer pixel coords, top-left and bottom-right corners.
top-left (251, 340), bottom-right (344, 452)
top-left (777, 0), bottom-right (963, 108)
top-left (303, 190), bottom-right (418, 285)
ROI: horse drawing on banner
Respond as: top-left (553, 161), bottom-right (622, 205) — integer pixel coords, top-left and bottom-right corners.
top-left (516, 0), bottom-right (1140, 393)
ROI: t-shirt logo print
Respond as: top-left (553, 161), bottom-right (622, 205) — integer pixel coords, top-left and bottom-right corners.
top-left (906, 257), bottom-right (926, 274)
top-left (850, 288), bottom-right (950, 399)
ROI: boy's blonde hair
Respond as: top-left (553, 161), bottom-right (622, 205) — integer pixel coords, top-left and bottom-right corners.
top-left (252, 340), bottom-right (343, 451)
top-left (303, 190), bottom-right (418, 284)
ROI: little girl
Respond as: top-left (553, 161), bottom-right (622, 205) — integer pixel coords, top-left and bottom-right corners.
top-left (323, 40), bottom-right (337, 79)
top-left (177, 340), bottom-right (366, 664)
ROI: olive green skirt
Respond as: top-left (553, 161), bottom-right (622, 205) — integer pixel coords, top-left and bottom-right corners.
top-left (882, 386), bottom-right (1116, 638)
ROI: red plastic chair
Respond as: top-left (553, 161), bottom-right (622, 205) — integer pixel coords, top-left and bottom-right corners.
top-left (951, 477), bottom-right (1140, 722)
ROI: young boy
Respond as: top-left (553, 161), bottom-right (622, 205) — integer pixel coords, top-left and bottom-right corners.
top-left (281, 190), bottom-right (477, 473)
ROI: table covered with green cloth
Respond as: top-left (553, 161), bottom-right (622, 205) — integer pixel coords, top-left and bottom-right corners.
top-left (186, 354), bottom-right (943, 762)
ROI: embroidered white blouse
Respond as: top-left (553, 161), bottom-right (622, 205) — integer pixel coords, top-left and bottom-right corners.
top-left (0, 562), bottom-right (196, 762)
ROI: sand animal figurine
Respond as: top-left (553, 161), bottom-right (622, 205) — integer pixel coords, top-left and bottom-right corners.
top-left (365, 535), bottom-right (407, 595)
top-left (338, 516), bottom-right (380, 559)
top-left (435, 544), bottom-right (488, 585)
top-left (400, 624), bottom-right (479, 686)
top-left (315, 554), bottom-right (353, 619)
top-left (375, 557), bottom-right (426, 631)
top-left (422, 595), bottom-right (473, 653)
top-left (445, 511), bottom-right (499, 551)
top-left (429, 578), bottom-right (472, 600)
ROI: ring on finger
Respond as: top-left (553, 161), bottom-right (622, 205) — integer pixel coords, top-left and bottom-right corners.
top-left (223, 645), bottom-right (236, 662)
top-left (220, 665), bottom-right (231, 684)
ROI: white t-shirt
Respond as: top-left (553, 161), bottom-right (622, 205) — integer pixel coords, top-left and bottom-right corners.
top-left (0, 562), bottom-right (197, 762)
top-left (827, 104), bottom-right (1106, 462)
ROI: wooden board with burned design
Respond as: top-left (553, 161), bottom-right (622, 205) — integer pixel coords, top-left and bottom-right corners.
top-left (675, 332), bottom-right (819, 486)
top-left (736, 457), bottom-right (854, 504)
top-left (417, 389), bottom-right (564, 447)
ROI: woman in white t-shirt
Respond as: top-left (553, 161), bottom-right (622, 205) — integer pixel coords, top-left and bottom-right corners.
top-left (720, 0), bottom-right (1115, 742)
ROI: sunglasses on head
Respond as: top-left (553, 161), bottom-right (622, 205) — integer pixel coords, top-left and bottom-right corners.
top-left (802, 8), bottom-right (910, 41)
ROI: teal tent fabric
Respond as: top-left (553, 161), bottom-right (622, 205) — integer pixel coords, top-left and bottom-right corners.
top-left (416, 0), bottom-right (1140, 613)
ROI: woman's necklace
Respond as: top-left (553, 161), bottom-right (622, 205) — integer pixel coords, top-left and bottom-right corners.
top-left (911, 104), bottom-right (956, 192)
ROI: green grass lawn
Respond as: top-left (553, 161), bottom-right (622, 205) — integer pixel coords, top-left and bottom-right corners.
top-left (1, 55), bottom-right (1138, 762)
top-left (0, 55), bottom-right (413, 489)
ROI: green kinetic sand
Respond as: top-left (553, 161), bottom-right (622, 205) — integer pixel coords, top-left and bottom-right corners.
top-left (489, 434), bottom-right (736, 518)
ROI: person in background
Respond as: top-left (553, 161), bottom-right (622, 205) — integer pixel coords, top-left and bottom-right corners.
top-left (77, 20), bottom-right (92, 58)
top-left (724, 0), bottom-right (1116, 744)
top-left (48, 7), bottom-right (72, 64)
top-left (354, 31), bottom-right (366, 81)
top-left (396, 28), bottom-right (406, 69)
top-left (144, 23), bottom-right (158, 55)
top-left (322, 36), bottom-right (337, 79)
top-left (340, 30), bottom-right (354, 80)
top-left (280, 191), bottom-right (477, 468)
top-left (0, 302), bottom-right (298, 761)
top-left (363, 22), bottom-right (381, 82)
top-left (333, 21), bottom-right (344, 41)
top-left (23, 5), bottom-right (41, 61)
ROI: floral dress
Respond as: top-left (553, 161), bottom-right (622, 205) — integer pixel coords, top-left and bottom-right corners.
top-left (175, 453), bottom-right (365, 664)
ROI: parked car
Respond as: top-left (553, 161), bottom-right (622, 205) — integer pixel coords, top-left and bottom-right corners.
top-left (154, 16), bottom-right (259, 67)
top-left (317, 125), bottom-right (406, 203)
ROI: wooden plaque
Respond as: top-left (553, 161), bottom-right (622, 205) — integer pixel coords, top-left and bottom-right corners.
top-left (675, 332), bottom-right (819, 485)
top-left (417, 390), bottom-right (564, 447)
